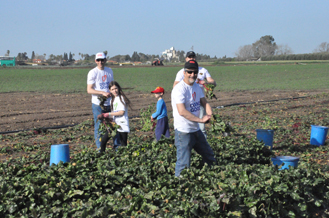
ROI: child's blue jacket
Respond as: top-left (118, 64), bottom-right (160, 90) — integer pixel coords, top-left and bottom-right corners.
top-left (152, 99), bottom-right (168, 120)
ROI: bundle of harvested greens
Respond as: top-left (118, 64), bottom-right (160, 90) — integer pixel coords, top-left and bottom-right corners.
top-left (198, 79), bottom-right (218, 99)
top-left (97, 95), bottom-right (108, 111)
top-left (98, 116), bottom-right (119, 138)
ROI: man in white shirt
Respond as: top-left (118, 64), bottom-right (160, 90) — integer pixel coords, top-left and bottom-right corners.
top-left (171, 60), bottom-right (216, 177)
top-left (173, 51), bottom-right (216, 138)
top-left (87, 52), bottom-right (114, 150)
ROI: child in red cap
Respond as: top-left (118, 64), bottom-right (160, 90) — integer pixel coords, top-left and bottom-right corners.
top-left (151, 86), bottom-right (170, 141)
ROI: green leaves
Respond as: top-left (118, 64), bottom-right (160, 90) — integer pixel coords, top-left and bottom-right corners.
top-left (1, 93), bottom-right (329, 217)
top-left (139, 103), bottom-right (156, 131)
top-left (67, 190), bottom-right (84, 198)
top-left (203, 79), bottom-right (217, 100)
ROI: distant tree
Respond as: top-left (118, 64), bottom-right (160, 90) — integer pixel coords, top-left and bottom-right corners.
top-left (5, 50), bottom-right (10, 56)
top-left (275, 44), bottom-right (293, 55)
top-left (119, 55), bottom-right (126, 62)
top-left (16, 52), bottom-right (29, 63)
top-left (125, 54), bottom-right (131, 61)
top-left (313, 42), bottom-right (329, 53)
top-left (110, 55), bottom-right (121, 62)
top-left (235, 44), bottom-right (254, 60)
top-left (194, 53), bottom-right (212, 61)
top-left (55, 55), bottom-right (63, 61)
top-left (35, 53), bottom-right (45, 61)
top-left (31, 51), bottom-right (35, 60)
top-left (252, 35), bottom-right (277, 57)
top-left (48, 54), bottom-right (55, 61)
top-left (103, 51), bottom-right (108, 57)
top-left (69, 52), bottom-right (73, 62)
top-left (16, 53), bottom-right (21, 61)
top-left (83, 54), bottom-right (90, 61)
top-left (63, 53), bottom-right (67, 61)
top-left (22, 52), bottom-right (28, 61)
top-left (175, 50), bottom-right (185, 62)
top-left (131, 51), bottom-right (139, 62)
top-left (138, 52), bottom-right (148, 62)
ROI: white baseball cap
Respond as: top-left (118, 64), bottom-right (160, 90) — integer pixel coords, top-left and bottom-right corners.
top-left (95, 52), bottom-right (106, 60)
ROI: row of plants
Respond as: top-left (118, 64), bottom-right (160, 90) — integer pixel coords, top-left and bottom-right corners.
top-left (1, 132), bottom-right (329, 217)
top-left (1, 93), bottom-right (329, 216)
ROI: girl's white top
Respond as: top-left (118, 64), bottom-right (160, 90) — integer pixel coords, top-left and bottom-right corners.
top-left (112, 96), bottom-right (130, 132)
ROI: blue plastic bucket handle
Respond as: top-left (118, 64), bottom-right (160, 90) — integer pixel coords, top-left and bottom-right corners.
top-left (49, 144), bottom-right (70, 166)
top-left (256, 129), bottom-right (274, 149)
top-left (271, 156), bottom-right (300, 170)
top-left (310, 125), bottom-right (328, 146)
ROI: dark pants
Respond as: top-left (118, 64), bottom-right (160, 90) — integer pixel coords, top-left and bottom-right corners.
top-left (155, 116), bottom-right (170, 141)
top-left (100, 131), bottom-right (128, 152)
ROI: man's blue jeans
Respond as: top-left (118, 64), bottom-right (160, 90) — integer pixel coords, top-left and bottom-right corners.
top-left (92, 104), bottom-right (112, 150)
top-left (174, 129), bottom-right (216, 177)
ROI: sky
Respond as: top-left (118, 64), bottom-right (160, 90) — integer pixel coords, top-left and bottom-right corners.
top-left (1, 0), bottom-right (329, 59)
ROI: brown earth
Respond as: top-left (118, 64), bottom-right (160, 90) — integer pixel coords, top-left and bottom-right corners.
top-left (0, 89), bottom-right (328, 133)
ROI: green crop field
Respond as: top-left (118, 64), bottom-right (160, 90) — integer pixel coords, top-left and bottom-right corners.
top-left (1, 62), bottom-right (329, 93)
top-left (1, 93), bottom-right (329, 217)
top-left (1, 62), bottom-right (329, 216)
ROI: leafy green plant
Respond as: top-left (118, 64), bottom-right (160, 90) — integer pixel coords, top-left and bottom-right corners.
top-left (209, 114), bottom-right (235, 136)
top-left (139, 103), bottom-right (156, 131)
top-left (98, 118), bottom-right (119, 138)
top-left (203, 79), bottom-right (217, 99)
top-left (260, 116), bottom-right (279, 130)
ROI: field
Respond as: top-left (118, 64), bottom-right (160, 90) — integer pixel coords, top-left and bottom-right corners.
top-left (1, 63), bottom-right (329, 133)
top-left (1, 63), bottom-right (329, 216)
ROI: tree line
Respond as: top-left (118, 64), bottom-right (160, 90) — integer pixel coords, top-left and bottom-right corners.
top-left (6, 39), bottom-right (329, 65)
top-left (11, 49), bottom-right (220, 65)
top-left (235, 35), bottom-right (329, 61)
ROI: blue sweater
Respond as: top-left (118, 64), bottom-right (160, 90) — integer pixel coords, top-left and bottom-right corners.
top-left (152, 98), bottom-right (168, 120)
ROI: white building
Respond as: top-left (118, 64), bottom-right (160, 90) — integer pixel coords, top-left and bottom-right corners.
top-left (162, 47), bottom-right (177, 61)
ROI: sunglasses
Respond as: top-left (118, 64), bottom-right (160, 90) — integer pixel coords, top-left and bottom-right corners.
top-left (96, 59), bottom-right (105, 62)
top-left (186, 70), bottom-right (198, 74)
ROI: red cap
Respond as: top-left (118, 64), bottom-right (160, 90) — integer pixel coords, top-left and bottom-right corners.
top-left (151, 86), bottom-right (165, 93)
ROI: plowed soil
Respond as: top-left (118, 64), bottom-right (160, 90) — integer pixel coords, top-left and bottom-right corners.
top-left (1, 89), bottom-right (327, 133)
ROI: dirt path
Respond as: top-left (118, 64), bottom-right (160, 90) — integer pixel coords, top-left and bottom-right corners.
top-left (0, 90), bottom-right (327, 133)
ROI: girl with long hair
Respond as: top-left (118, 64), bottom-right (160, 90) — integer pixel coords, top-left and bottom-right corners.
top-left (98, 81), bottom-right (132, 151)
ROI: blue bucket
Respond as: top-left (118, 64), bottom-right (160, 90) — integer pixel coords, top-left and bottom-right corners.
top-left (50, 144), bottom-right (70, 166)
top-left (310, 125), bottom-right (328, 146)
top-left (256, 129), bottom-right (274, 149)
top-left (271, 156), bottom-right (300, 170)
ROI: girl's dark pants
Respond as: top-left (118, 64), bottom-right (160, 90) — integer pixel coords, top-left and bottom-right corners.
top-left (100, 131), bottom-right (128, 152)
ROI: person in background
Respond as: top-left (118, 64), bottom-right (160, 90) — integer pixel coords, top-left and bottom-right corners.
top-left (150, 86), bottom-right (170, 141)
top-left (87, 52), bottom-right (113, 150)
top-left (173, 51), bottom-right (216, 138)
top-left (171, 60), bottom-right (216, 177)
